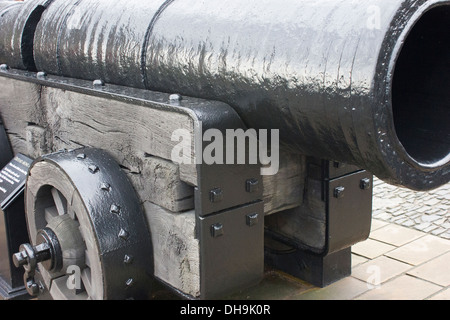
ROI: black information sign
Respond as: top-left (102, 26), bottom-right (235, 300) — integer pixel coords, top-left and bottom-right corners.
top-left (0, 154), bottom-right (33, 210)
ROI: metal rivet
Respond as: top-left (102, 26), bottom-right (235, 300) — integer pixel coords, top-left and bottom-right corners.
top-left (125, 278), bottom-right (134, 287)
top-left (93, 79), bottom-right (105, 89)
top-left (169, 93), bottom-right (182, 101)
top-left (333, 186), bottom-right (345, 198)
top-left (123, 254), bottom-right (134, 265)
top-left (118, 229), bottom-right (129, 241)
top-left (246, 213), bottom-right (259, 227)
top-left (110, 204), bottom-right (121, 215)
top-left (37, 71), bottom-right (47, 79)
top-left (76, 153), bottom-right (86, 160)
top-left (100, 183), bottom-right (111, 191)
top-left (0, 64), bottom-right (9, 71)
top-left (209, 188), bottom-right (223, 203)
top-left (360, 178), bottom-right (371, 190)
top-left (88, 165), bottom-right (99, 174)
top-left (211, 223), bottom-right (224, 238)
top-left (246, 178), bottom-right (259, 193)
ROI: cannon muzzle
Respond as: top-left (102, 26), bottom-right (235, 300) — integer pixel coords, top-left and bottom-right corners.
top-left (0, 0), bottom-right (448, 190)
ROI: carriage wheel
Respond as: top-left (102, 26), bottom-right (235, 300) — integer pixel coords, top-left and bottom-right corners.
top-left (14, 148), bottom-right (153, 300)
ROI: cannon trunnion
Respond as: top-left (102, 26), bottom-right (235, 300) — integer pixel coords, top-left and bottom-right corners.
top-left (0, 0), bottom-right (448, 300)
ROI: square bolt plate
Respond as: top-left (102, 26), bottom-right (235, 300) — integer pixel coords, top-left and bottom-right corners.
top-left (198, 201), bottom-right (264, 299)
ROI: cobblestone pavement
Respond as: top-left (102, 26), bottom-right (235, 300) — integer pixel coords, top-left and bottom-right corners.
top-left (372, 178), bottom-right (450, 240)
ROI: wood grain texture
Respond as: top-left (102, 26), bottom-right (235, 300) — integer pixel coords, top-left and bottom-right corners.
top-left (0, 77), bottom-right (305, 216)
top-left (143, 201), bottom-right (200, 298)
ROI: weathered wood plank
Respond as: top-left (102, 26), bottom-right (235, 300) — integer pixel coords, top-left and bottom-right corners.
top-left (126, 155), bottom-right (194, 213)
top-left (0, 78), bottom-right (197, 212)
top-left (143, 201), bottom-right (200, 298)
top-left (0, 77), bottom-right (306, 216)
top-left (42, 87), bottom-right (198, 186)
top-left (0, 77), bottom-right (43, 155)
top-left (263, 151), bottom-right (305, 215)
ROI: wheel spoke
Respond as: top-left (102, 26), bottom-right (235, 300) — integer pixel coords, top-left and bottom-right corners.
top-left (51, 187), bottom-right (67, 216)
top-left (44, 206), bottom-right (58, 223)
top-left (84, 249), bottom-right (91, 268)
top-left (80, 268), bottom-right (93, 298)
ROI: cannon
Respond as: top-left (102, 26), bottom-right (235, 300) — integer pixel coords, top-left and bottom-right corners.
top-left (0, 0), bottom-right (448, 300)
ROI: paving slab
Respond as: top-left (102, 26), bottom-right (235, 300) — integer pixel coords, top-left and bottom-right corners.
top-left (290, 277), bottom-right (369, 301)
top-left (369, 224), bottom-right (426, 247)
top-left (428, 288), bottom-right (450, 300)
top-left (351, 238), bottom-right (396, 260)
top-left (351, 256), bottom-right (412, 285)
top-left (355, 275), bottom-right (442, 300)
top-left (407, 252), bottom-right (450, 286)
top-left (385, 234), bottom-right (450, 265)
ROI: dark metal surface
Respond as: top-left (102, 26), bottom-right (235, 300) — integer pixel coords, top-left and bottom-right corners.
top-left (189, 99), bottom-right (263, 217)
top-left (326, 171), bottom-right (373, 254)
top-left (25, 148), bottom-right (154, 300)
top-left (199, 201), bottom-right (264, 299)
top-left (0, 0), bottom-right (52, 71)
top-left (0, 0), bottom-right (443, 190)
top-left (265, 246), bottom-right (352, 288)
top-left (265, 160), bottom-right (372, 287)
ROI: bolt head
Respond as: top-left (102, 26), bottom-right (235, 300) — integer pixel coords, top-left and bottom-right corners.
top-left (101, 183), bottom-right (111, 191)
top-left (123, 254), bottom-right (134, 264)
top-left (246, 179), bottom-right (259, 193)
top-left (37, 71), bottom-right (47, 79)
top-left (110, 204), bottom-right (121, 215)
top-left (25, 278), bottom-right (40, 296)
top-left (246, 213), bottom-right (259, 227)
top-left (209, 188), bottom-right (223, 203)
top-left (334, 186), bottom-right (345, 198)
top-left (93, 79), bottom-right (105, 89)
top-left (360, 178), bottom-right (371, 190)
top-left (118, 229), bottom-right (130, 241)
top-left (211, 223), bottom-right (224, 238)
top-left (88, 165), bottom-right (99, 174)
top-left (169, 93), bottom-right (182, 101)
top-left (125, 278), bottom-right (134, 287)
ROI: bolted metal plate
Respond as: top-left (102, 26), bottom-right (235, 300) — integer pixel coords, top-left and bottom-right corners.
top-left (198, 200), bottom-right (264, 299)
top-left (327, 170), bottom-right (373, 254)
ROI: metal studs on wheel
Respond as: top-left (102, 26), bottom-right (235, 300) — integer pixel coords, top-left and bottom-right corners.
top-left (18, 148), bottom-right (153, 300)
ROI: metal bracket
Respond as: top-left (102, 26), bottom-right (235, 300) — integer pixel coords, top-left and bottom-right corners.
top-left (186, 102), bottom-right (263, 217)
top-left (327, 169), bottom-right (373, 255)
top-left (265, 159), bottom-right (373, 287)
top-left (198, 200), bottom-right (264, 299)
top-left (185, 99), bottom-right (265, 299)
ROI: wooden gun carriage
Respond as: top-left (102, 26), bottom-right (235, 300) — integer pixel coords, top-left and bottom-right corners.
top-left (0, 0), bottom-right (448, 300)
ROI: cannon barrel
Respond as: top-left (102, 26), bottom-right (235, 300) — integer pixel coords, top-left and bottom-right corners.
top-left (0, 0), bottom-right (449, 191)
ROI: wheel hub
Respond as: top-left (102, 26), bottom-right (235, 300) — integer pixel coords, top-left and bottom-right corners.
top-left (12, 214), bottom-right (85, 296)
